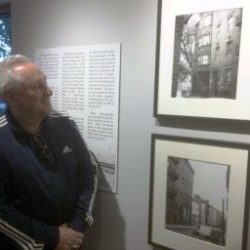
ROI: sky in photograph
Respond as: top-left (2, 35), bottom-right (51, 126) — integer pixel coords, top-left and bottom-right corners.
top-left (189, 159), bottom-right (228, 211)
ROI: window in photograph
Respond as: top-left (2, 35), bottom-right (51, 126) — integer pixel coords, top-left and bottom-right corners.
top-left (226, 40), bottom-right (233, 57)
top-left (200, 15), bottom-right (212, 27)
top-left (216, 23), bottom-right (221, 40)
top-left (225, 68), bottom-right (232, 83)
top-left (198, 35), bottom-right (210, 47)
top-left (198, 55), bottom-right (209, 65)
top-left (227, 16), bottom-right (234, 30)
top-left (215, 46), bottom-right (220, 62)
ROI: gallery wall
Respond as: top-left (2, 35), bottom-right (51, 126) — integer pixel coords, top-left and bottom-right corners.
top-left (11, 0), bottom-right (250, 249)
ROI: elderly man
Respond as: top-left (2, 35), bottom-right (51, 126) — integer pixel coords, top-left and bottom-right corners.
top-left (0, 55), bottom-right (98, 250)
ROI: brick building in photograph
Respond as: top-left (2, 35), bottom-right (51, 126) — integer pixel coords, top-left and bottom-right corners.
top-left (166, 157), bottom-right (194, 226)
top-left (173, 8), bottom-right (242, 98)
top-left (193, 8), bottom-right (242, 98)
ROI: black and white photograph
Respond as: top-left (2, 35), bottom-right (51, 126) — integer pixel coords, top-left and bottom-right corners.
top-left (155, 0), bottom-right (250, 120)
top-left (149, 134), bottom-right (250, 250)
top-left (166, 157), bottom-right (229, 246)
top-left (172, 8), bottom-right (242, 99)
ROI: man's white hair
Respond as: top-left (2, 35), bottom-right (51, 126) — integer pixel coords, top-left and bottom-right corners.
top-left (0, 54), bottom-right (33, 97)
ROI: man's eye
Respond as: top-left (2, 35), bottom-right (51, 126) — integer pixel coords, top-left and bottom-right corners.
top-left (36, 82), bottom-right (47, 89)
top-left (37, 84), bottom-right (45, 88)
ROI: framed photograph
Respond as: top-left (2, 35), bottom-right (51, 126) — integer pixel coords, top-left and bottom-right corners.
top-left (149, 134), bottom-right (250, 250)
top-left (155, 0), bottom-right (250, 120)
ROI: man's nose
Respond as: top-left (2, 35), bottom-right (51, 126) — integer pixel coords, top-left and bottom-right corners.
top-left (45, 85), bottom-right (53, 96)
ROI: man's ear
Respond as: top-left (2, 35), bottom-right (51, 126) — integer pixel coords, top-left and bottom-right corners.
top-left (3, 90), bottom-right (16, 106)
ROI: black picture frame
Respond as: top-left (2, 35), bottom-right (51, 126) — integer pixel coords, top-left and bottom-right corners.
top-left (149, 134), bottom-right (250, 250)
top-left (154, 0), bottom-right (250, 121)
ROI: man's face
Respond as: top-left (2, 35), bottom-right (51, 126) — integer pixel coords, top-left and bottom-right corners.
top-left (9, 63), bottom-right (53, 119)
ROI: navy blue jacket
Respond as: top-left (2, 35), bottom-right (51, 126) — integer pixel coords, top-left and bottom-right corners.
top-left (0, 110), bottom-right (98, 250)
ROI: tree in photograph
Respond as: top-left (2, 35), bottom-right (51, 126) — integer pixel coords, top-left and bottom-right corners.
top-left (172, 14), bottom-right (194, 97)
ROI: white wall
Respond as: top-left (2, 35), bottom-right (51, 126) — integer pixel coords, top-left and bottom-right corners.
top-left (11, 0), bottom-right (250, 250)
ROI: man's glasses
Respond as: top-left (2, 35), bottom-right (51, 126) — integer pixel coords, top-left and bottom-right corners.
top-left (29, 135), bottom-right (54, 167)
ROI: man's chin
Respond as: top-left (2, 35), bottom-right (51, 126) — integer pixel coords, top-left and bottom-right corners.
top-left (40, 105), bottom-right (52, 117)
